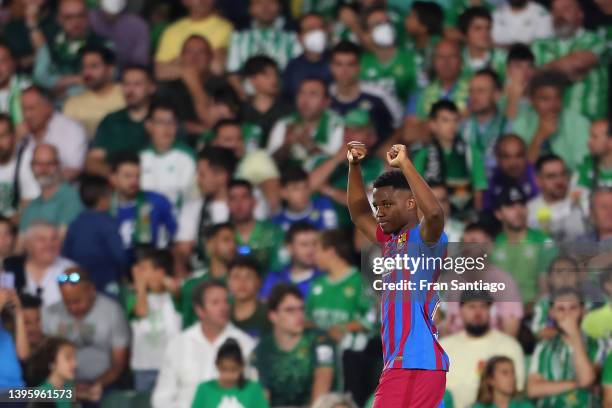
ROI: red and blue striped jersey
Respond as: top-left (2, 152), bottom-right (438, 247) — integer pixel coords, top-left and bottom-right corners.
top-left (376, 223), bottom-right (450, 372)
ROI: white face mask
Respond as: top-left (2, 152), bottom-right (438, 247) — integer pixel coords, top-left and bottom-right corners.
top-left (101, 0), bottom-right (126, 14)
top-left (303, 29), bottom-right (327, 54)
top-left (371, 23), bottom-right (395, 47)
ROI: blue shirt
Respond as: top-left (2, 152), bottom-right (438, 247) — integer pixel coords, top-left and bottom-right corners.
top-left (259, 265), bottom-right (323, 300)
top-left (62, 210), bottom-right (127, 297)
top-left (377, 224), bottom-right (450, 371)
top-left (271, 196), bottom-right (338, 232)
top-left (282, 53), bottom-right (332, 103)
top-left (0, 326), bottom-right (24, 390)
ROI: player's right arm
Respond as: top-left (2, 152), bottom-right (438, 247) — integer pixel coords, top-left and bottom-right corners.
top-left (347, 141), bottom-right (378, 243)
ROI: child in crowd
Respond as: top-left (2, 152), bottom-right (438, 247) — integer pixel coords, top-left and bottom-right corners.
top-left (582, 266), bottom-right (612, 339)
top-left (413, 100), bottom-right (487, 216)
top-left (127, 249), bottom-right (181, 392)
top-left (531, 255), bottom-right (585, 340)
top-left (29, 337), bottom-right (80, 408)
top-left (191, 338), bottom-right (269, 408)
top-left (62, 174), bottom-right (127, 298)
top-left (227, 256), bottom-right (271, 339)
top-left (474, 356), bottom-right (534, 408)
top-left (272, 166), bottom-right (337, 232)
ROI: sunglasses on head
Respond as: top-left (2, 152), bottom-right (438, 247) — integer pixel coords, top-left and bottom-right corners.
top-left (58, 272), bottom-right (82, 285)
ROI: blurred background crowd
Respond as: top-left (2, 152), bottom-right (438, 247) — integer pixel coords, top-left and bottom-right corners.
top-left (0, 0), bottom-right (611, 407)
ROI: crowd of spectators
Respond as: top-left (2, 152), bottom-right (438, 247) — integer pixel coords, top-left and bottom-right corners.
top-left (0, 0), bottom-right (611, 407)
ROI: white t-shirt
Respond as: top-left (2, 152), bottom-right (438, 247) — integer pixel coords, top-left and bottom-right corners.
top-left (175, 198), bottom-right (230, 243)
top-left (21, 112), bottom-right (87, 172)
top-left (526, 195), bottom-right (587, 242)
top-left (492, 2), bottom-right (553, 46)
top-left (0, 153), bottom-right (40, 214)
top-left (152, 323), bottom-right (256, 408)
top-left (23, 257), bottom-right (76, 308)
top-left (140, 146), bottom-right (196, 211)
top-left (130, 292), bottom-right (182, 371)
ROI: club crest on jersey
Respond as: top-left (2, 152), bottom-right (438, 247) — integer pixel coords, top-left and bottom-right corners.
top-left (397, 232), bottom-right (407, 248)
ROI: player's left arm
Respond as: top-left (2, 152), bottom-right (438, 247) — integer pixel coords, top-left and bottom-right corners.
top-left (387, 144), bottom-right (445, 245)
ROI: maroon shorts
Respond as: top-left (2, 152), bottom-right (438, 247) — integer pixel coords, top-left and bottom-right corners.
top-left (372, 368), bottom-right (446, 408)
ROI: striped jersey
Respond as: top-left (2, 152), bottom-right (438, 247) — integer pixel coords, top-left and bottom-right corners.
top-left (226, 27), bottom-right (302, 72)
top-left (531, 29), bottom-right (608, 120)
top-left (376, 223), bottom-right (450, 371)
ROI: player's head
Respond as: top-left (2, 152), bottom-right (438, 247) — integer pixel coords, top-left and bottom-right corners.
top-left (372, 171), bottom-right (415, 234)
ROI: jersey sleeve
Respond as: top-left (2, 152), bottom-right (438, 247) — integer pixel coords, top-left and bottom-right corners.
top-left (313, 333), bottom-right (335, 368)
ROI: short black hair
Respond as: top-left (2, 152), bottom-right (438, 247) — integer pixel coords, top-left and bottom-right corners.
top-left (527, 70), bottom-right (569, 98)
top-left (0, 215), bottom-right (15, 236)
top-left (19, 293), bottom-right (42, 310)
top-left (550, 287), bottom-right (583, 306)
top-left (203, 222), bottom-right (234, 242)
top-left (535, 154), bottom-right (565, 174)
top-left (429, 99), bottom-right (459, 119)
top-left (267, 283), bottom-right (303, 311)
top-left (208, 82), bottom-right (241, 115)
top-left (242, 55), bottom-right (278, 77)
top-left (78, 174), bottom-right (110, 208)
top-left (121, 64), bottom-right (154, 81)
top-left (298, 77), bottom-right (329, 97)
top-left (228, 255), bottom-right (262, 279)
top-left (197, 146), bottom-right (237, 176)
top-left (411, 1), bottom-right (443, 36)
top-left (213, 118), bottom-right (241, 136)
top-left (299, 12), bottom-right (324, 32)
top-left (137, 248), bottom-right (174, 276)
top-left (229, 179), bottom-right (254, 195)
top-left (320, 229), bottom-right (354, 264)
top-left (463, 222), bottom-right (495, 240)
top-left (363, 5), bottom-right (388, 26)
top-left (458, 6), bottom-right (491, 35)
top-left (216, 338), bottom-right (244, 366)
top-left (474, 68), bottom-right (502, 91)
top-left (79, 43), bottom-right (115, 65)
top-left (460, 289), bottom-right (493, 305)
top-left (281, 166), bottom-right (309, 186)
top-left (192, 279), bottom-right (227, 309)
top-left (330, 40), bottom-right (362, 60)
top-left (285, 221), bottom-right (318, 244)
top-left (110, 151), bottom-right (140, 172)
top-left (0, 113), bottom-right (14, 133)
top-left (507, 43), bottom-right (535, 65)
top-left (23, 85), bottom-right (55, 105)
top-left (0, 41), bottom-right (15, 60)
top-left (373, 170), bottom-right (411, 190)
top-left (147, 100), bottom-right (177, 121)
top-left (547, 254), bottom-right (579, 275)
top-left (493, 133), bottom-right (526, 157)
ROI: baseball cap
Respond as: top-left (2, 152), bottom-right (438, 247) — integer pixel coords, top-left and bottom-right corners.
top-left (344, 109), bottom-right (371, 128)
top-left (494, 186), bottom-right (527, 210)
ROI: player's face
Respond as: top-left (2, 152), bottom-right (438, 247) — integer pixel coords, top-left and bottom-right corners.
top-left (490, 361), bottom-right (516, 396)
top-left (372, 186), bottom-right (415, 234)
top-left (460, 300), bottom-right (490, 327)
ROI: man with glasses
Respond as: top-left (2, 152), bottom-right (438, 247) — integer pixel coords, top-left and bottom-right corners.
top-left (42, 267), bottom-right (130, 405)
top-left (527, 154), bottom-right (587, 242)
top-left (17, 144), bottom-right (82, 245)
top-left (32, 0), bottom-right (109, 98)
top-left (252, 284), bottom-right (335, 407)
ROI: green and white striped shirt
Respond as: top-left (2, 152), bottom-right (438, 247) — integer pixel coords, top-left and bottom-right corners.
top-left (226, 27), bottom-right (302, 73)
top-left (529, 334), bottom-right (607, 408)
top-left (461, 47), bottom-right (508, 80)
top-left (532, 29), bottom-right (608, 120)
top-left (0, 75), bottom-right (30, 124)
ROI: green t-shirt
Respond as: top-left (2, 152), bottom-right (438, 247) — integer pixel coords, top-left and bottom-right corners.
top-left (252, 330), bottom-right (335, 407)
top-left (306, 268), bottom-right (376, 348)
top-left (413, 139), bottom-right (488, 213)
top-left (231, 301), bottom-right (271, 339)
top-left (191, 379), bottom-right (269, 408)
top-left (19, 182), bottom-right (83, 231)
top-left (414, 76), bottom-right (471, 118)
top-left (236, 221), bottom-right (285, 273)
top-left (492, 229), bottom-right (556, 303)
top-left (530, 334), bottom-right (606, 408)
top-left (403, 35), bottom-right (441, 88)
top-left (91, 108), bottom-right (149, 159)
top-left (38, 380), bottom-right (74, 408)
top-left (576, 155), bottom-right (612, 190)
top-left (603, 352), bottom-right (612, 385)
top-left (510, 108), bottom-right (590, 171)
top-left (532, 31), bottom-right (608, 120)
top-left (309, 155), bottom-right (385, 228)
top-left (472, 400), bottom-right (535, 408)
top-left (360, 47), bottom-right (418, 104)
